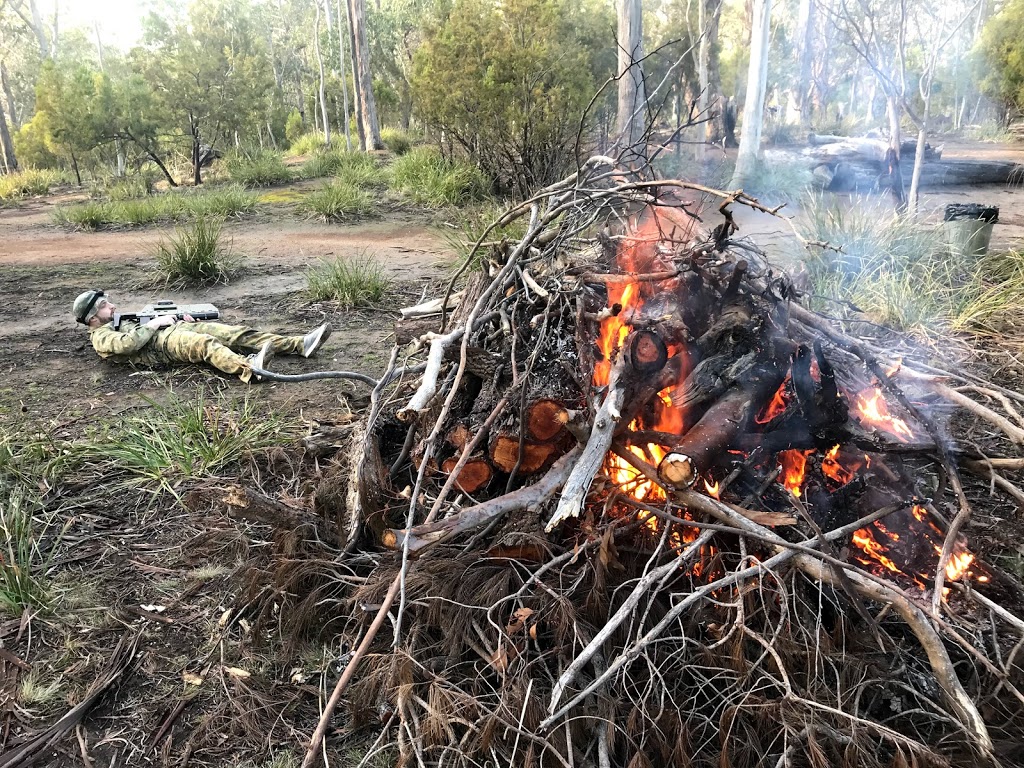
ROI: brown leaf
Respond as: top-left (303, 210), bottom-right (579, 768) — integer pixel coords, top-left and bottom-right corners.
top-left (505, 607), bottom-right (534, 635)
top-left (599, 526), bottom-right (625, 571)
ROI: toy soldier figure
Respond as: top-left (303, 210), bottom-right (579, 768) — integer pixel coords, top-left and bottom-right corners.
top-left (72, 289), bottom-right (331, 383)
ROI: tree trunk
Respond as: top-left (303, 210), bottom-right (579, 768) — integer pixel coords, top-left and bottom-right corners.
top-left (122, 130), bottom-right (177, 187)
top-left (731, 0), bottom-right (772, 188)
top-left (69, 144), bottom-right (81, 186)
top-left (0, 97), bottom-right (17, 173)
top-left (614, 0), bottom-right (646, 150)
top-left (314, 0), bottom-right (332, 148)
top-left (191, 117), bottom-right (203, 186)
top-left (908, 86), bottom-right (932, 215)
top-left (337, 0), bottom-right (352, 150)
top-left (1, 62), bottom-right (18, 130)
top-left (347, 0), bottom-right (382, 150)
top-left (343, 0), bottom-right (366, 150)
top-left (28, 0), bottom-right (49, 58)
top-left (885, 95), bottom-right (907, 211)
top-left (704, 0), bottom-right (728, 145)
top-left (796, 0), bottom-right (816, 129)
top-left (696, 0), bottom-right (709, 163)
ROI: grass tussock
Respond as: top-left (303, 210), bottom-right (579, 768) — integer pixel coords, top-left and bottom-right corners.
top-left (380, 127), bottom-right (413, 155)
top-left (0, 168), bottom-right (62, 202)
top-left (90, 173), bottom-right (155, 201)
top-left (302, 181), bottom-right (373, 222)
top-left (0, 478), bottom-right (54, 615)
top-left (389, 147), bottom-right (490, 207)
top-left (299, 149), bottom-right (384, 186)
top-left (439, 201), bottom-right (529, 269)
top-left (226, 148), bottom-right (293, 187)
top-left (799, 193), bottom-right (1024, 337)
top-left (52, 184), bottom-right (258, 230)
top-left (287, 132), bottom-right (327, 157)
top-left (50, 391), bottom-right (296, 498)
top-left (305, 254), bottom-right (391, 307)
top-left (155, 217), bottom-right (242, 286)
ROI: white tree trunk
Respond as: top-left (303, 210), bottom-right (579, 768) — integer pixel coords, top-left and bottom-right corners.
top-left (696, 0), bottom-right (709, 163)
top-left (337, 0), bottom-right (352, 150)
top-left (315, 0), bottom-right (332, 148)
top-left (796, 0), bottom-right (815, 128)
top-left (731, 0), bottom-right (772, 188)
top-left (615, 0), bottom-right (646, 150)
top-left (347, 0), bottom-right (382, 150)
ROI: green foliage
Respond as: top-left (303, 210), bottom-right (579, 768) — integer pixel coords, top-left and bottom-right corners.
top-left (390, 146), bottom-right (490, 206)
top-left (0, 168), bottom-right (62, 201)
top-left (305, 255), bottom-right (392, 306)
top-left (380, 127), bottom-right (413, 155)
top-left (155, 217), bottom-right (242, 286)
top-left (979, 0), bottom-right (1024, 123)
top-left (13, 112), bottom-right (61, 169)
top-left (89, 173), bottom-right (155, 201)
top-left (52, 185), bottom-right (258, 230)
top-left (226, 148), bottom-right (293, 187)
top-left (285, 109), bottom-right (305, 147)
top-left (302, 181), bottom-right (374, 221)
top-left (412, 0), bottom-right (614, 196)
top-left (51, 391), bottom-right (293, 498)
top-left (287, 132), bottom-right (327, 157)
top-left (438, 201), bottom-right (529, 268)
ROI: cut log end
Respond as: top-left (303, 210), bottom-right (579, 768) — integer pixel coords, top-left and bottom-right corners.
top-left (441, 457), bottom-right (494, 494)
top-left (658, 452), bottom-right (697, 489)
top-left (527, 398), bottom-right (567, 441)
top-left (489, 433), bottom-right (557, 474)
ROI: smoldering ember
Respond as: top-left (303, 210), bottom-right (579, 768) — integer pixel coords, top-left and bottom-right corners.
top-left (206, 156), bottom-right (1022, 768)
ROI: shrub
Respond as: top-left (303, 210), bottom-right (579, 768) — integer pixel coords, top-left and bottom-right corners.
top-left (226, 148), bottom-right (292, 187)
top-left (285, 109), bottom-right (305, 147)
top-left (299, 149), bottom-right (383, 184)
top-left (439, 201), bottom-right (528, 268)
top-left (390, 146), bottom-right (490, 206)
top-left (305, 254), bottom-right (392, 306)
top-left (411, 0), bottom-right (613, 195)
top-left (288, 132), bottom-right (327, 157)
top-left (155, 217), bottom-right (242, 286)
top-left (302, 181), bottom-right (373, 221)
top-left (380, 127), bottom-right (413, 155)
top-left (52, 201), bottom-right (107, 230)
top-left (105, 174), bottom-right (155, 201)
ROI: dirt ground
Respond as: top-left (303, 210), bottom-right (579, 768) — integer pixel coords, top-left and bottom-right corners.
top-left (2, 143), bottom-right (1024, 767)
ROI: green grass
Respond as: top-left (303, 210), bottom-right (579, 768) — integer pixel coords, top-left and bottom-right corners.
top-left (155, 217), bottom-right (242, 286)
top-left (438, 201), bottom-right (529, 269)
top-left (389, 147), bottom-right (490, 206)
top-left (302, 181), bottom-right (373, 222)
top-left (90, 173), bottom-right (155, 201)
top-left (797, 193), bottom-right (1024, 337)
top-left (226, 148), bottom-right (293, 187)
top-left (305, 254), bottom-right (391, 307)
top-left (50, 391), bottom-right (295, 498)
top-left (0, 478), bottom-right (53, 614)
top-left (287, 132), bottom-right (327, 157)
top-left (380, 127), bottom-right (413, 155)
top-left (0, 168), bottom-right (62, 202)
top-left (299, 148), bottom-right (384, 186)
top-left (52, 184), bottom-right (258, 230)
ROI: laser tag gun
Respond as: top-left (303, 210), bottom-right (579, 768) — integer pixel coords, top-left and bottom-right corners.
top-left (113, 300), bottom-right (220, 330)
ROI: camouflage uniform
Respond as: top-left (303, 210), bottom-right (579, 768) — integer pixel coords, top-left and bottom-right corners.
top-left (89, 320), bottom-right (305, 383)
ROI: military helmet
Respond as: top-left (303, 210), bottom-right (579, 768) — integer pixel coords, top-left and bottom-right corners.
top-left (73, 289), bottom-right (106, 324)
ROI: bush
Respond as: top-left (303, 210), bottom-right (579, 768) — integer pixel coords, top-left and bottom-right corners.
top-left (155, 217), bottom-right (242, 286)
top-left (52, 201), bottom-right (107, 230)
top-left (103, 174), bottom-right (155, 201)
top-left (288, 132), bottom-right (327, 157)
top-left (226, 148), bottom-right (293, 187)
top-left (285, 109), bottom-right (305, 147)
top-left (411, 0), bottom-right (613, 196)
top-left (302, 181), bottom-right (373, 221)
top-left (390, 147), bottom-right (490, 206)
top-left (306, 255), bottom-right (392, 306)
top-left (0, 168), bottom-right (61, 201)
top-left (380, 127), bottom-right (413, 155)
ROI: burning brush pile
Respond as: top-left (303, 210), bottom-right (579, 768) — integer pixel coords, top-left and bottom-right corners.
top-left (303, 157), bottom-right (1024, 767)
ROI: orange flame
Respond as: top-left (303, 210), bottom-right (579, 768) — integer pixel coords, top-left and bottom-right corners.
top-left (756, 377), bottom-right (791, 424)
top-left (704, 478), bottom-right (721, 499)
top-left (854, 387), bottom-right (914, 443)
top-left (778, 449), bottom-right (813, 497)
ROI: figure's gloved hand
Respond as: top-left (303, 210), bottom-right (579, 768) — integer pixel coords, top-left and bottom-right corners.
top-left (181, 314), bottom-right (195, 323)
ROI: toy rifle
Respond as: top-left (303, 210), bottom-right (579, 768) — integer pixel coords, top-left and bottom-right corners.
top-left (113, 300), bottom-right (220, 331)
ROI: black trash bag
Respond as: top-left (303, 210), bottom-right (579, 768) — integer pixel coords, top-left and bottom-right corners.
top-left (944, 203), bottom-right (999, 223)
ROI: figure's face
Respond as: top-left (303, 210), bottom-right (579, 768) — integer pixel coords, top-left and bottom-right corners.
top-left (93, 298), bottom-right (116, 324)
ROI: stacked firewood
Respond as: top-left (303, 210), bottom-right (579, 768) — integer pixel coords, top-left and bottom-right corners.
top-left (297, 157), bottom-right (1024, 768)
